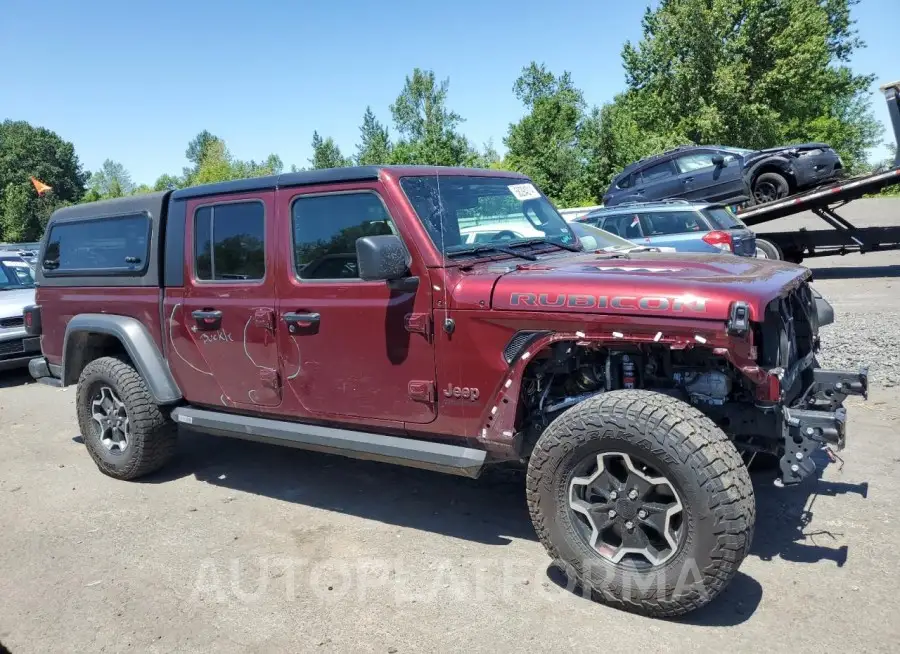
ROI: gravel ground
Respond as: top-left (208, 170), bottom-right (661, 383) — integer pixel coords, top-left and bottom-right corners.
top-left (1, 204), bottom-right (899, 653)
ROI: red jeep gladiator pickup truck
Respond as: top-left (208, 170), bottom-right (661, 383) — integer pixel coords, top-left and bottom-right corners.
top-left (26, 165), bottom-right (866, 617)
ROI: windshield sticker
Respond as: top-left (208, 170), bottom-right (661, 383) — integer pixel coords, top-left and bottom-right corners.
top-left (508, 183), bottom-right (541, 201)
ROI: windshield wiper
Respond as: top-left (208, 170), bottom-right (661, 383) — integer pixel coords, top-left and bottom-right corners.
top-left (447, 244), bottom-right (537, 261)
top-left (511, 237), bottom-right (582, 252)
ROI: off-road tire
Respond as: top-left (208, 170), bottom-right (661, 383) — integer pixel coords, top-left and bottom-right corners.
top-left (76, 356), bottom-right (177, 480)
top-left (753, 171), bottom-right (790, 204)
top-left (526, 390), bottom-right (755, 617)
top-left (755, 238), bottom-right (783, 260)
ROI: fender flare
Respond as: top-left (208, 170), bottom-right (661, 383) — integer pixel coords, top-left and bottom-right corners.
top-left (743, 156), bottom-right (794, 188)
top-left (62, 314), bottom-right (182, 404)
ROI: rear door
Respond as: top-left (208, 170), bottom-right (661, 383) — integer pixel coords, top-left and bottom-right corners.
top-left (633, 160), bottom-right (683, 201)
top-left (177, 192), bottom-right (282, 408)
top-left (674, 151), bottom-right (744, 202)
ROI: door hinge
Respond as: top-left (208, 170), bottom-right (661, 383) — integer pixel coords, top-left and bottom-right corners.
top-left (408, 380), bottom-right (435, 403)
top-left (253, 307), bottom-right (277, 331)
top-left (405, 313), bottom-right (431, 337)
top-left (260, 368), bottom-right (281, 390)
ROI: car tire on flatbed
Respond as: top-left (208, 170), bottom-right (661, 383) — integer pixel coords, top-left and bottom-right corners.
top-left (753, 172), bottom-right (790, 204)
top-left (526, 390), bottom-right (755, 617)
top-left (76, 356), bottom-right (177, 480)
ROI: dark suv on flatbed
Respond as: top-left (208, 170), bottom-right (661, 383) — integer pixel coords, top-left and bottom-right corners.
top-left (26, 166), bottom-right (867, 617)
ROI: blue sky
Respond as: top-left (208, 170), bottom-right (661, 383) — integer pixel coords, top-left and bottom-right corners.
top-left (2, 0), bottom-right (897, 185)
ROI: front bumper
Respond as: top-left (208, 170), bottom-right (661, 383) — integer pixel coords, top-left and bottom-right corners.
top-left (0, 334), bottom-right (41, 371)
top-left (792, 151), bottom-right (844, 188)
top-left (777, 366), bottom-right (868, 485)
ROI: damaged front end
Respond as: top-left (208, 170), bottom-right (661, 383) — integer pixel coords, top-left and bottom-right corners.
top-left (751, 283), bottom-right (868, 486)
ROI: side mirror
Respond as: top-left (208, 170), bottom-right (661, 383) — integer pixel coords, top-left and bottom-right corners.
top-left (711, 154), bottom-right (726, 167)
top-left (356, 235), bottom-right (411, 281)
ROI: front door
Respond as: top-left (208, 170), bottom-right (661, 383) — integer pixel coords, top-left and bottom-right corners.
top-left (274, 184), bottom-right (437, 424)
top-left (674, 151), bottom-right (745, 202)
top-left (181, 191), bottom-right (282, 408)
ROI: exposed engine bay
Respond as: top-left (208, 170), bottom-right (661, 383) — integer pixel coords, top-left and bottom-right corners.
top-left (515, 283), bottom-right (868, 486)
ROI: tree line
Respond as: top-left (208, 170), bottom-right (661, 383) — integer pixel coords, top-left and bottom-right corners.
top-left (0, 0), bottom-right (891, 243)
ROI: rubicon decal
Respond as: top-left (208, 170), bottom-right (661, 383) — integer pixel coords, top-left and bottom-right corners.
top-left (510, 293), bottom-right (708, 312)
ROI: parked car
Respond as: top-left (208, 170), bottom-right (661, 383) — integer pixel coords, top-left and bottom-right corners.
top-left (567, 221), bottom-right (676, 253)
top-left (604, 143), bottom-right (843, 207)
top-left (27, 166), bottom-right (865, 617)
top-left (460, 222), bottom-right (542, 244)
top-left (0, 255), bottom-right (40, 371)
top-left (576, 200), bottom-right (758, 257)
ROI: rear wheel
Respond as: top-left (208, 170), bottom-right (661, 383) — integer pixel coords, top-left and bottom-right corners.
top-left (526, 390), bottom-right (755, 617)
top-left (753, 172), bottom-right (790, 204)
top-left (755, 238), bottom-right (783, 260)
top-left (76, 356), bottom-right (177, 480)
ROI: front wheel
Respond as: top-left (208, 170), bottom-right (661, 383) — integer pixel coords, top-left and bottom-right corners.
top-left (526, 390), bottom-right (755, 617)
top-left (753, 172), bottom-right (790, 204)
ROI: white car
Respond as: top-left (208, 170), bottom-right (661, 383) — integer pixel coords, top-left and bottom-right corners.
top-left (0, 255), bottom-right (40, 371)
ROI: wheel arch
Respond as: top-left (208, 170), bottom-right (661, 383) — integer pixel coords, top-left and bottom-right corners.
top-left (62, 314), bottom-right (182, 404)
top-left (746, 157), bottom-right (795, 191)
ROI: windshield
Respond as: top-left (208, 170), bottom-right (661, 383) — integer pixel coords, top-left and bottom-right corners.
top-left (399, 175), bottom-right (579, 255)
top-left (704, 206), bottom-right (747, 229)
top-left (0, 258), bottom-right (36, 288)
top-left (568, 222), bottom-right (638, 250)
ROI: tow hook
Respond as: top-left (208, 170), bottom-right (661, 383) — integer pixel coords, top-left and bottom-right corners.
top-left (775, 366), bottom-right (867, 487)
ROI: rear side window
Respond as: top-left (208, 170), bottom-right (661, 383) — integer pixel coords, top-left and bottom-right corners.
top-left (638, 161), bottom-right (675, 183)
top-left (194, 202), bottom-right (265, 281)
top-left (43, 213), bottom-right (150, 275)
top-left (292, 192), bottom-right (396, 280)
top-left (641, 211), bottom-right (709, 235)
top-left (704, 207), bottom-right (745, 229)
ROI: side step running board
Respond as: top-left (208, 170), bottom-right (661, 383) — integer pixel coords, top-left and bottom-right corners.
top-left (171, 406), bottom-right (487, 478)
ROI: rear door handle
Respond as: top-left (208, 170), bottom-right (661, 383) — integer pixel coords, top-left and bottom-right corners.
top-left (683, 177), bottom-right (694, 183)
top-left (191, 309), bottom-right (222, 330)
top-left (283, 312), bottom-right (321, 333)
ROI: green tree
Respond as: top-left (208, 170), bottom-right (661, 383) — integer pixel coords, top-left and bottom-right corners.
top-left (389, 68), bottom-right (475, 166)
top-left (0, 120), bottom-right (86, 241)
top-left (309, 131), bottom-right (351, 169)
top-left (503, 63), bottom-right (594, 206)
top-left (355, 107), bottom-right (393, 165)
top-left (614, 0), bottom-right (879, 171)
top-left (153, 173), bottom-right (183, 191)
top-left (86, 159), bottom-right (135, 199)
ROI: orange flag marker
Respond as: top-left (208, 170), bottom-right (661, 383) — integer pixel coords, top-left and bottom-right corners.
top-left (31, 177), bottom-right (52, 195)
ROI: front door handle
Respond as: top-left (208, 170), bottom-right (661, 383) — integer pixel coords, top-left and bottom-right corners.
top-left (283, 312), bottom-right (321, 334)
top-left (683, 177), bottom-right (694, 183)
top-left (191, 309), bottom-right (222, 330)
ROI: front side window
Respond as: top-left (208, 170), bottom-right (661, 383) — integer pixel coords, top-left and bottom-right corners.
top-left (675, 153), bottom-right (718, 173)
top-left (399, 175), bottom-right (577, 256)
top-left (600, 214), bottom-right (643, 239)
top-left (292, 192), bottom-right (396, 280)
top-left (43, 213), bottom-right (149, 275)
top-left (194, 202), bottom-right (265, 281)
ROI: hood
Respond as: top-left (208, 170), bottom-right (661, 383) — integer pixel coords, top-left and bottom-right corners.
top-left (753, 142), bottom-right (831, 155)
top-left (0, 288), bottom-right (36, 319)
top-left (487, 252), bottom-right (808, 321)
